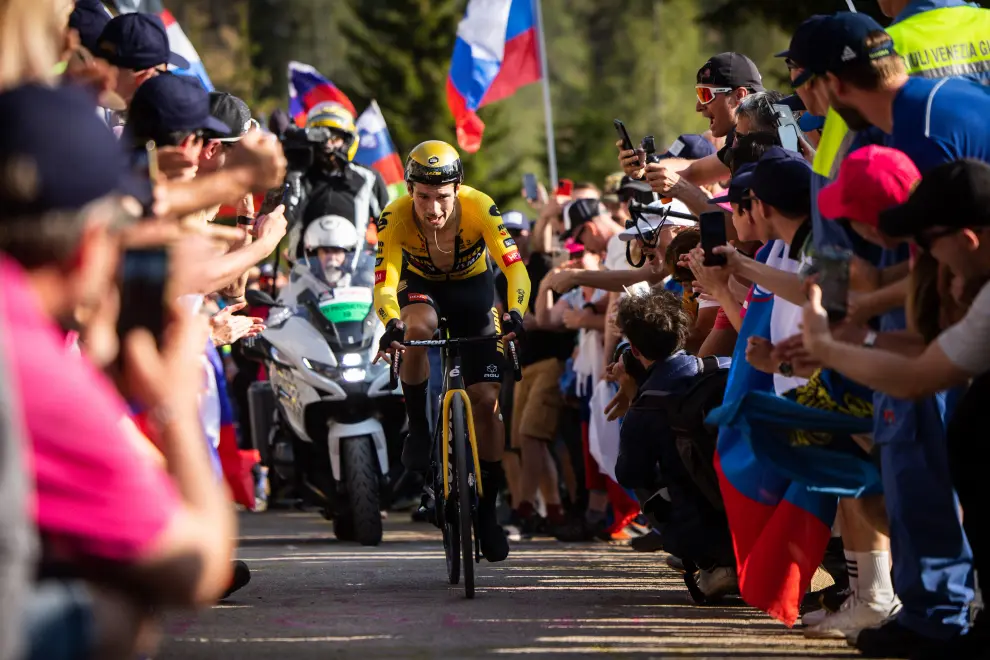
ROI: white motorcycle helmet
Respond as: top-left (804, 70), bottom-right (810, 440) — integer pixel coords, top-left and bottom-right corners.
top-left (302, 215), bottom-right (359, 286)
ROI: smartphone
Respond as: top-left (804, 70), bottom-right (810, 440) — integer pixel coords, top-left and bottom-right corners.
top-left (772, 103), bottom-right (802, 153)
top-left (117, 248), bottom-right (169, 347)
top-left (556, 179), bottom-right (573, 197)
top-left (814, 248), bottom-right (851, 322)
top-left (613, 119), bottom-right (634, 151)
top-left (130, 141), bottom-right (159, 216)
top-left (523, 173), bottom-right (539, 202)
top-left (699, 211), bottom-right (728, 266)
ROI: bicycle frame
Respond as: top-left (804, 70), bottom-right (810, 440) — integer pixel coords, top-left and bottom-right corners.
top-left (438, 344), bottom-right (484, 500)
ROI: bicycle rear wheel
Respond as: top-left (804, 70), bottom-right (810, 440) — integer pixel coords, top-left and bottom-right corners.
top-left (451, 394), bottom-right (475, 599)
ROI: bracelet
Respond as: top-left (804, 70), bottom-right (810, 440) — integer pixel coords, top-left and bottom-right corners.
top-left (236, 215), bottom-right (255, 225)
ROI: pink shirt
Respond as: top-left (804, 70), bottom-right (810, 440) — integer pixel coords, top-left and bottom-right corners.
top-left (0, 256), bottom-right (180, 562)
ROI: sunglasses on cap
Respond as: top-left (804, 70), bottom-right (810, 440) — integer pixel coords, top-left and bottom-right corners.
top-left (696, 85), bottom-right (732, 105)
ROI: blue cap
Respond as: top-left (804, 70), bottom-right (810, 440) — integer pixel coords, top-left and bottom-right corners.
top-left (775, 15), bottom-right (830, 87)
top-left (710, 163), bottom-right (756, 205)
top-left (660, 134), bottom-right (716, 161)
top-left (805, 13), bottom-right (894, 79)
top-left (751, 147), bottom-right (812, 216)
top-left (501, 211), bottom-right (530, 232)
top-left (69, 0), bottom-right (111, 53)
top-left (128, 73), bottom-right (230, 141)
top-left (799, 112), bottom-right (826, 132)
top-left (96, 12), bottom-right (190, 70)
top-left (0, 84), bottom-right (146, 219)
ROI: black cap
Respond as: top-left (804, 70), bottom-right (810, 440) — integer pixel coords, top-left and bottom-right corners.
top-left (775, 15), bottom-right (830, 87)
top-left (96, 12), bottom-right (190, 70)
top-left (751, 147), bottom-right (812, 217)
top-left (618, 175), bottom-right (652, 194)
top-left (561, 197), bottom-right (604, 240)
top-left (697, 53), bottom-right (764, 91)
top-left (879, 159), bottom-right (990, 238)
top-left (779, 94), bottom-right (806, 112)
top-left (710, 163), bottom-right (756, 205)
top-left (0, 84), bottom-right (145, 219)
top-left (207, 92), bottom-right (252, 141)
top-left (660, 134), bottom-right (716, 161)
top-left (69, 0), bottom-right (111, 53)
top-left (805, 13), bottom-right (894, 79)
top-left (128, 73), bottom-right (230, 141)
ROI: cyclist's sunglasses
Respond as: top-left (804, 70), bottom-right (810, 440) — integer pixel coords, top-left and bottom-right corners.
top-left (696, 85), bottom-right (732, 105)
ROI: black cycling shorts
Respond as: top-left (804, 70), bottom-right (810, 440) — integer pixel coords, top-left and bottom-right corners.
top-left (397, 266), bottom-right (504, 387)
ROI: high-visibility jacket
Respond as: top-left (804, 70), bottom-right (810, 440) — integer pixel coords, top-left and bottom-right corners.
top-left (813, 3), bottom-right (990, 178)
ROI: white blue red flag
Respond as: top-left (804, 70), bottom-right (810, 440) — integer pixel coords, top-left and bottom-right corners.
top-left (353, 101), bottom-right (406, 201)
top-left (110, 2), bottom-right (213, 90)
top-left (288, 61), bottom-right (357, 127)
top-left (446, 0), bottom-right (542, 153)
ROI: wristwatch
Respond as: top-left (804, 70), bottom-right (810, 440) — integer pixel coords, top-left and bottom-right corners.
top-left (778, 361), bottom-right (794, 378)
top-left (863, 330), bottom-right (878, 348)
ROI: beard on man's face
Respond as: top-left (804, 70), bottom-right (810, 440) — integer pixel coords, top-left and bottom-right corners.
top-left (829, 93), bottom-right (873, 132)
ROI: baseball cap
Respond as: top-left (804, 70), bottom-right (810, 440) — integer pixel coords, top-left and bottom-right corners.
top-left (561, 197), bottom-right (604, 240)
top-left (617, 175), bottom-right (653, 197)
top-left (502, 211), bottom-right (530, 232)
top-left (618, 199), bottom-right (696, 242)
top-left (69, 0), bottom-right (111, 53)
top-left (660, 134), bottom-right (716, 161)
top-left (96, 12), bottom-right (190, 70)
top-left (751, 147), bottom-right (812, 217)
top-left (0, 84), bottom-right (145, 219)
top-left (710, 163), bottom-right (756, 206)
top-left (697, 53), bottom-right (765, 91)
top-left (806, 13), bottom-right (894, 79)
top-left (879, 159), bottom-right (990, 238)
top-left (775, 15), bottom-right (830, 87)
top-left (603, 171), bottom-right (624, 202)
top-left (779, 94), bottom-right (806, 112)
top-left (127, 73), bottom-right (231, 141)
top-left (818, 146), bottom-right (920, 228)
top-left (206, 92), bottom-right (254, 141)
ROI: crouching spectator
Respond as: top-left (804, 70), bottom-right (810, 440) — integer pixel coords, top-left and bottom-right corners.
top-left (611, 290), bottom-right (736, 602)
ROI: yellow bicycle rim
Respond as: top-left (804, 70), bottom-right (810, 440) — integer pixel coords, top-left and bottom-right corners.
top-left (441, 389), bottom-right (484, 499)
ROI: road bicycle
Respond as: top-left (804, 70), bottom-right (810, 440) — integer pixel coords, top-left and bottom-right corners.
top-left (389, 320), bottom-right (520, 598)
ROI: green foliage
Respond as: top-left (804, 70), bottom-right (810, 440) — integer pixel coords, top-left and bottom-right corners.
top-left (700, 0), bottom-right (887, 33)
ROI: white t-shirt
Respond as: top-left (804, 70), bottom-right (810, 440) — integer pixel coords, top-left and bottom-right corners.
top-left (938, 280), bottom-right (990, 376)
top-left (604, 234), bottom-right (650, 296)
top-left (764, 239), bottom-right (810, 395)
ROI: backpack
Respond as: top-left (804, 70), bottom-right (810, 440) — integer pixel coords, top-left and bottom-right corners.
top-left (631, 356), bottom-right (728, 512)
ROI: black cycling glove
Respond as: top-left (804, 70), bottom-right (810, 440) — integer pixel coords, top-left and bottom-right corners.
top-left (378, 318), bottom-right (405, 353)
top-left (501, 310), bottom-right (525, 340)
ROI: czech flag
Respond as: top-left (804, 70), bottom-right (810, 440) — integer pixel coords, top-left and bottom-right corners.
top-left (708, 242), bottom-right (838, 627)
top-left (110, 3), bottom-right (213, 90)
top-left (354, 100), bottom-right (406, 201)
top-left (447, 0), bottom-right (542, 153)
top-left (288, 61), bottom-right (357, 128)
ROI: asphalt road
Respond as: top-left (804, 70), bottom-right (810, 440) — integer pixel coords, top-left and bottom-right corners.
top-left (157, 511), bottom-right (861, 659)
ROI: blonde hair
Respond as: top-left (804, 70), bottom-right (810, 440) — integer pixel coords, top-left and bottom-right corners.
top-left (0, 0), bottom-right (71, 91)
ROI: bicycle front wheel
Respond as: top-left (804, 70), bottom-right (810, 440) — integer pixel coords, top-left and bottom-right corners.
top-left (451, 393), bottom-right (475, 599)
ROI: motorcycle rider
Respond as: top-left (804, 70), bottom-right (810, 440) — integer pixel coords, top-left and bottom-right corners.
top-left (301, 215), bottom-right (363, 289)
top-left (289, 103), bottom-right (390, 259)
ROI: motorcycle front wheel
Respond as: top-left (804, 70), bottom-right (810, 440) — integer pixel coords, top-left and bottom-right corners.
top-left (342, 436), bottom-right (383, 546)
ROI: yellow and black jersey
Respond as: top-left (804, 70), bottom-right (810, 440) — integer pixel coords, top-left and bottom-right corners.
top-left (373, 185), bottom-right (530, 324)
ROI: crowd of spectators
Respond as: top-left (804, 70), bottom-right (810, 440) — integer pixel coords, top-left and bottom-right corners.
top-left (4, 0), bottom-right (990, 659)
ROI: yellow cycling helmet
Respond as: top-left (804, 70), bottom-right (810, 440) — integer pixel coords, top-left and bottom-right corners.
top-left (404, 140), bottom-right (464, 186)
top-left (305, 102), bottom-right (359, 161)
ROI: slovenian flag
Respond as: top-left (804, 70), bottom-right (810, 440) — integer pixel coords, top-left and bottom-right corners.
top-left (447, 0), bottom-right (542, 153)
top-left (708, 241), bottom-right (839, 627)
top-left (354, 101), bottom-right (406, 201)
top-left (110, 2), bottom-right (213, 90)
top-left (288, 61), bottom-right (357, 128)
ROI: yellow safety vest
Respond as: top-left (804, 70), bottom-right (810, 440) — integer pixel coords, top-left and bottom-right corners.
top-left (813, 5), bottom-right (990, 177)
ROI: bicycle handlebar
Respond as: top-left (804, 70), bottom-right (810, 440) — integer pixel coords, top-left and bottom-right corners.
top-left (387, 334), bottom-right (522, 390)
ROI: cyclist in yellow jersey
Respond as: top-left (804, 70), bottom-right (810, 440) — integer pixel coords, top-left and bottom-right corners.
top-left (373, 140), bottom-right (530, 562)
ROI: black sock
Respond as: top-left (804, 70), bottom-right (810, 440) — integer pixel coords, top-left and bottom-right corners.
top-left (402, 380), bottom-right (430, 436)
top-left (479, 460), bottom-right (503, 513)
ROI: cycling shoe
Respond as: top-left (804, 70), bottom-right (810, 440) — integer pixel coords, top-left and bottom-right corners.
top-left (477, 505), bottom-right (510, 562)
top-left (401, 430), bottom-right (432, 473)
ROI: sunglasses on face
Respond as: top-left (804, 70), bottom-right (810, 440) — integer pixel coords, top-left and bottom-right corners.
top-left (915, 227), bottom-right (960, 251)
top-left (696, 85), bottom-right (732, 105)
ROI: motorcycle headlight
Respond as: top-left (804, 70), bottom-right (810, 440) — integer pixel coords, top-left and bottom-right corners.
top-left (342, 368), bottom-right (367, 383)
top-left (341, 353), bottom-right (364, 367)
top-left (301, 357), bottom-right (337, 380)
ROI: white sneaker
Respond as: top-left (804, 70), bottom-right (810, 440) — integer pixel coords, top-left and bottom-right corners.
top-left (697, 566), bottom-right (739, 600)
top-left (803, 596), bottom-right (901, 641)
top-left (801, 589), bottom-right (852, 627)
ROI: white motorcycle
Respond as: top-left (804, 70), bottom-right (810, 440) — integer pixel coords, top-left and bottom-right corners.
top-left (244, 248), bottom-right (403, 546)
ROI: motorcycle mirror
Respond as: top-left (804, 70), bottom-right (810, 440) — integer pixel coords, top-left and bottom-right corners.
top-left (246, 288), bottom-right (279, 308)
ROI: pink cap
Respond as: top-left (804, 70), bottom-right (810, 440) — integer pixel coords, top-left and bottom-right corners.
top-left (818, 146), bottom-right (920, 228)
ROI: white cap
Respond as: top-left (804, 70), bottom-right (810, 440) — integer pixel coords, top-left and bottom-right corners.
top-left (617, 199), bottom-right (696, 242)
top-left (501, 210), bottom-right (530, 232)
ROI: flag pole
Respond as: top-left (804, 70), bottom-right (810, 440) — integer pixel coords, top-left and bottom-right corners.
top-left (533, 0), bottom-right (558, 189)
top-left (844, 0), bottom-right (857, 11)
